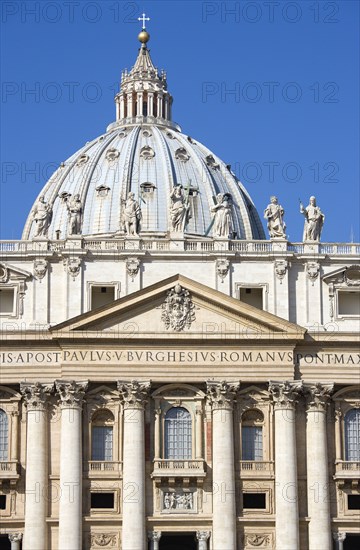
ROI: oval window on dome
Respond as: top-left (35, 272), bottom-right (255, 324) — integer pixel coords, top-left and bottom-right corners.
top-left (175, 148), bottom-right (190, 162)
top-left (105, 148), bottom-right (120, 162)
top-left (76, 154), bottom-right (89, 167)
top-left (140, 146), bottom-right (155, 160)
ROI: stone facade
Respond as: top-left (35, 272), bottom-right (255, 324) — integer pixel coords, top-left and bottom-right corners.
top-left (0, 23), bottom-right (359, 550)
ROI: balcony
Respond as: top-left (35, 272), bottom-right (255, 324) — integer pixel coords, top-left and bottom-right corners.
top-left (0, 460), bottom-right (20, 486)
top-left (85, 461), bottom-right (122, 478)
top-left (238, 460), bottom-right (274, 478)
top-left (151, 459), bottom-right (206, 481)
top-left (334, 460), bottom-right (360, 480)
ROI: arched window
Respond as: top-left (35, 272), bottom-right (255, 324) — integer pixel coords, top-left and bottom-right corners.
top-left (241, 409), bottom-right (264, 461)
top-left (165, 407), bottom-right (192, 460)
top-left (91, 410), bottom-right (114, 461)
top-left (345, 409), bottom-right (360, 461)
top-left (0, 409), bottom-right (8, 461)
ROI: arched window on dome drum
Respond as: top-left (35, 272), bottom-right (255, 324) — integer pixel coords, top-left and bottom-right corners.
top-left (345, 409), bottom-right (360, 461)
top-left (0, 409), bottom-right (9, 461)
top-left (241, 409), bottom-right (263, 461)
top-left (164, 407), bottom-right (192, 460)
top-left (91, 410), bottom-right (114, 462)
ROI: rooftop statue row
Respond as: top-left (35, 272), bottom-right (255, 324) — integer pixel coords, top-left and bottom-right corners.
top-left (264, 195), bottom-right (325, 241)
top-left (31, 190), bottom-right (325, 242)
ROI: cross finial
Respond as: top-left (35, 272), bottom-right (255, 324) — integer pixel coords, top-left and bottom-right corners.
top-left (138, 13), bottom-right (150, 30)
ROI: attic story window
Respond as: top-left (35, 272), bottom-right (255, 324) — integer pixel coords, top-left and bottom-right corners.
top-left (140, 182), bottom-right (156, 194)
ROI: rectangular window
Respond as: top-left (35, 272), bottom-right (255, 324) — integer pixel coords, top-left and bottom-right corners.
top-left (0, 495), bottom-right (6, 510)
top-left (338, 291), bottom-right (360, 316)
top-left (91, 426), bottom-right (113, 461)
top-left (0, 288), bottom-right (15, 315)
top-left (243, 493), bottom-right (266, 509)
top-left (90, 492), bottom-right (114, 509)
top-left (348, 495), bottom-right (360, 510)
top-left (242, 426), bottom-right (263, 461)
top-left (91, 286), bottom-right (115, 310)
top-left (239, 287), bottom-right (263, 309)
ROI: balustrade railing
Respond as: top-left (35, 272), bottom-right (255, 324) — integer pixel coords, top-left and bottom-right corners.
top-left (0, 239), bottom-right (359, 256)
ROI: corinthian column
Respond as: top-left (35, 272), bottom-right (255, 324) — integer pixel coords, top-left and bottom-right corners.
top-left (56, 380), bottom-right (88, 550)
top-left (305, 383), bottom-right (334, 550)
top-left (20, 382), bottom-right (53, 550)
top-left (269, 381), bottom-right (302, 550)
top-left (118, 380), bottom-right (151, 550)
top-left (207, 381), bottom-right (239, 550)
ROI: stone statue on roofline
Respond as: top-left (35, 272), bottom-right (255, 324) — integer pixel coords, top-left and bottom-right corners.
top-left (31, 195), bottom-right (52, 238)
top-left (123, 191), bottom-right (142, 236)
top-left (300, 196), bottom-right (325, 241)
top-left (264, 196), bottom-right (286, 238)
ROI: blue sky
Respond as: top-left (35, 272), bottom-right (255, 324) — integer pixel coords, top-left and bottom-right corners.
top-left (1, 0), bottom-right (359, 241)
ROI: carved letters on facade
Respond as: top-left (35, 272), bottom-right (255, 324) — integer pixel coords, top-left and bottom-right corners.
top-left (159, 284), bottom-right (196, 331)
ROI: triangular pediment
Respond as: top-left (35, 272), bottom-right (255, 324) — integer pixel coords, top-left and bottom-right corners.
top-left (0, 262), bottom-right (32, 282)
top-left (51, 274), bottom-right (306, 341)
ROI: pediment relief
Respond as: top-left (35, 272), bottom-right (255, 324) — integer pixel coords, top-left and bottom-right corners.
top-left (323, 265), bottom-right (360, 287)
top-left (52, 275), bottom-right (306, 341)
top-left (0, 262), bottom-right (32, 283)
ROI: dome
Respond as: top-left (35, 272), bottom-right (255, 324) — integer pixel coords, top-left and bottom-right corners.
top-left (22, 36), bottom-right (265, 241)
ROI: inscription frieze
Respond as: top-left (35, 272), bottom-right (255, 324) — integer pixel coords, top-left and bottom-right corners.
top-left (1, 350), bottom-right (359, 367)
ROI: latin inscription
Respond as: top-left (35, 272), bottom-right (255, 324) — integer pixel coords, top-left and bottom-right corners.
top-left (0, 350), bottom-right (359, 366)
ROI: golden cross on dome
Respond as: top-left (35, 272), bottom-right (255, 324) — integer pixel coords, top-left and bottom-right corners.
top-left (138, 13), bottom-right (150, 29)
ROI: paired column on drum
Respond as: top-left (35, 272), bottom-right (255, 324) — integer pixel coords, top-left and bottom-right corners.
top-left (269, 381), bottom-right (302, 550)
top-left (118, 380), bottom-right (151, 550)
top-left (207, 381), bottom-right (239, 550)
top-left (20, 382), bottom-right (53, 550)
top-left (56, 380), bottom-right (88, 550)
top-left (305, 383), bottom-right (334, 550)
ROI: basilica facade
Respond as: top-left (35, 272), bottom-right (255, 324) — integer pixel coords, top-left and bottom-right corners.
top-left (0, 25), bottom-right (359, 550)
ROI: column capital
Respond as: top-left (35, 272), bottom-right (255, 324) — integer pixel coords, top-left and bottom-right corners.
top-left (55, 380), bottom-right (88, 409)
top-left (304, 382), bottom-right (334, 412)
top-left (117, 380), bottom-right (151, 409)
top-left (206, 380), bottom-right (239, 410)
top-left (148, 531), bottom-right (162, 542)
top-left (333, 532), bottom-right (346, 542)
top-left (196, 530), bottom-right (211, 541)
top-left (269, 380), bottom-right (302, 409)
top-left (8, 533), bottom-right (23, 542)
top-left (20, 382), bottom-right (53, 411)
